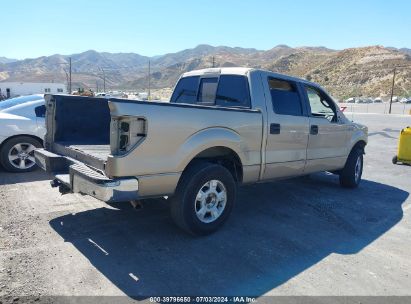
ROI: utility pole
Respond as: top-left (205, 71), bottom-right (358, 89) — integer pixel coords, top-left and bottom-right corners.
top-left (63, 69), bottom-right (69, 93)
top-left (148, 60), bottom-right (151, 101)
top-left (389, 67), bottom-right (396, 114)
top-left (69, 57), bottom-right (72, 94)
top-left (103, 69), bottom-right (106, 92)
top-left (96, 81), bottom-right (99, 93)
top-left (99, 67), bottom-right (106, 92)
top-left (212, 56), bottom-right (215, 68)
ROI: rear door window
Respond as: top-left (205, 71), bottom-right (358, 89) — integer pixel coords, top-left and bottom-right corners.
top-left (268, 78), bottom-right (303, 116)
top-left (216, 75), bottom-right (250, 108)
top-left (170, 76), bottom-right (199, 104)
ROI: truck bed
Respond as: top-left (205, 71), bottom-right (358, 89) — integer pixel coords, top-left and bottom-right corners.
top-left (53, 142), bottom-right (111, 171)
top-left (46, 95), bottom-right (112, 170)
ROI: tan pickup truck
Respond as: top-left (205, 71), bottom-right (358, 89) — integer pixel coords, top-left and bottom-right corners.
top-left (35, 67), bottom-right (368, 235)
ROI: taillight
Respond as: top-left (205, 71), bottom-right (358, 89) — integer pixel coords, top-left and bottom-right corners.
top-left (112, 117), bottom-right (146, 155)
top-left (120, 122), bottom-right (130, 133)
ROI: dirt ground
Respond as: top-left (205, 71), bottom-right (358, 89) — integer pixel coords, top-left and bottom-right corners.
top-left (0, 113), bottom-right (410, 302)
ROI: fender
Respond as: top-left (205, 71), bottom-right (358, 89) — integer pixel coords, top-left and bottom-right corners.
top-left (348, 124), bottom-right (368, 152)
top-left (177, 127), bottom-right (249, 171)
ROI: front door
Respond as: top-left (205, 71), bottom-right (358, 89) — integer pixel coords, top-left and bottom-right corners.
top-left (263, 76), bottom-right (310, 180)
top-left (303, 86), bottom-right (349, 173)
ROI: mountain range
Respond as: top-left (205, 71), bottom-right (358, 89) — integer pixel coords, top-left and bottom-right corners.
top-left (1, 44), bottom-right (410, 99)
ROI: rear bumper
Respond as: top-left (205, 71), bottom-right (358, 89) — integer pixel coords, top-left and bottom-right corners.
top-left (70, 167), bottom-right (139, 202)
top-left (34, 148), bottom-right (139, 202)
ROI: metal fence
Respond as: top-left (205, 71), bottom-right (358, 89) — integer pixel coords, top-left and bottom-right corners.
top-left (340, 102), bottom-right (411, 115)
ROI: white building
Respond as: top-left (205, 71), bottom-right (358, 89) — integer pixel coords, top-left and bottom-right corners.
top-left (0, 82), bottom-right (66, 99)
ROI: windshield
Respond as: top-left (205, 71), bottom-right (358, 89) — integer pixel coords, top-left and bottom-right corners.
top-left (0, 95), bottom-right (43, 111)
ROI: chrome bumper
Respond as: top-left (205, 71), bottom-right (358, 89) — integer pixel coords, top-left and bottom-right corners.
top-left (70, 164), bottom-right (139, 202)
top-left (35, 149), bottom-right (139, 203)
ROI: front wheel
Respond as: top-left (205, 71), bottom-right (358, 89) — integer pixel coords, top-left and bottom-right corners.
top-left (170, 162), bottom-right (236, 236)
top-left (339, 148), bottom-right (363, 188)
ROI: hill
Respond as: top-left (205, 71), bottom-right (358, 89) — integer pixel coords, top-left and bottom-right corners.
top-left (0, 44), bottom-right (410, 98)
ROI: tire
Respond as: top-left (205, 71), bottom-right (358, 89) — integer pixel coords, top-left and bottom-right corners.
top-left (339, 148), bottom-right (363, 188)
top-left (392, 155), bottom-right (398, 165)
top-left (0, 136), bottom-right (42, 173)
top-left (170, 162), bottom-right (237, 236)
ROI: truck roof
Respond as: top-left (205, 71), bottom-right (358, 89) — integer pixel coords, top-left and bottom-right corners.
top-left (182, 67), bottom-right (321, 89)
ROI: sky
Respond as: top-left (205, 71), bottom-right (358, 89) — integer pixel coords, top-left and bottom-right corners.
top-left (1, 0), bottom-right (410, 59)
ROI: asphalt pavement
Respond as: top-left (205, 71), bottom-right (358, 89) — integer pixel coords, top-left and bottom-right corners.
top-left (0, 113), bottom-right (410, 301)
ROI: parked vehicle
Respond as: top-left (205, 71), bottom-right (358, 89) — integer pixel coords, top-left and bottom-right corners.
top-left (0, 94), bottom-right (44, 109)
top-left (95, 93), bottom-right (112, 99)
top-left (0, 95), bottom-right (45, 172)
top-left (35, 68), bottom-right (368, 235)
top-left (373, 97), bottom-right (383, 103)
top-left (345, 97), bottom-right (355, 103)
top-left (399, 97), bottom-right (411, 103)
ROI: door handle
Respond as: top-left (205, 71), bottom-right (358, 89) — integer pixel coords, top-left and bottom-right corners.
top-left (310, 125), bottom-right (319, 135)
top-left (270, 123), bottom-right (281, 134)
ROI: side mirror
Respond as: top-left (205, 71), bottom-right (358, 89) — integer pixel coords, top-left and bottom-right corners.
top-left (35, 105), bottom-right (46, 118)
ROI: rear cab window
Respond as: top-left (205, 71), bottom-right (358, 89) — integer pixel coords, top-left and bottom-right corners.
top-left (170, 76), bottom-right (199, 104)
top-left (216, 75), bottom-right (250, 108)
top-left (170, 75), bottom-right (251, 108)
top-left (198, 78), bottom-right (218, 105)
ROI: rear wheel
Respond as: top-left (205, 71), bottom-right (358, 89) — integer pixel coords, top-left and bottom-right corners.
top-left (339, 148), bottom-right (363, 188)
top-left (0, 136), bottom-right (42, 172)
top-left (170, 162), bottom-right (236, 236)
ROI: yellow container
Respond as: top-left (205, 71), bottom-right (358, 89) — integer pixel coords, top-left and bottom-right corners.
top-left (397, 127), bottom-right (411, 164)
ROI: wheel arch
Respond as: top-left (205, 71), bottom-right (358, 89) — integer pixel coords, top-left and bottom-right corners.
top-left (0, 134), bottom-right (44, 151)
top-left (176, 127), bottom-right (250, 183)
top-left (181, 146), bottom-right (244, 184)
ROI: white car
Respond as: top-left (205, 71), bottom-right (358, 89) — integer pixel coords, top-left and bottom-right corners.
top-left (0, 95), bottom-right (45, 172)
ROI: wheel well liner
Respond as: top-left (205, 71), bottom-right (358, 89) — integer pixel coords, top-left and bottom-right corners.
top-left (183, 146), bottom-right (243, 183)
top-left (352, 140), bottom-right (367, 154)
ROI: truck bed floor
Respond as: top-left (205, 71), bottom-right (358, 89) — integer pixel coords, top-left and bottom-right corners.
top-left (53, 142), bottom-right (111, 171)
top-left (62, 144), bottom-right (111, 160)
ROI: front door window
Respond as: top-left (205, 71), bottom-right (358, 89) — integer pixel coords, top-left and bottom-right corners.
top-left (305, 87), bottom-right (337, 122)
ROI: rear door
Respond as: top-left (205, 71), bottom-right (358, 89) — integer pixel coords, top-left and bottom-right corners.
top-left (302, 85), bottom-right (349, 173)
top-left (262, 76), bottom-right (310, 180)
